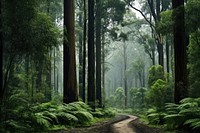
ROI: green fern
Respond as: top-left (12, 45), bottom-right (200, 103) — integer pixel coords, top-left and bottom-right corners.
top-left (73, 111), bottom-right (94, 124)
top-left (184, 118), bottom-right (200, 129)
top-left (56, 112), bottom-right (78, 125)
top-left (34, 112), bottom-right (52, 129)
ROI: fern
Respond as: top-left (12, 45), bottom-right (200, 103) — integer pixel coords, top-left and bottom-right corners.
top-left (73, 111), bottom-right (94, 124)
top-left (164, 114), bottom-right (185, 129)
top-left (184, 118), bottom-right (200, 129)
top-left (56, 112), bottom-right (78, 125)
top-left (34, 112), bottom-right (51, 129)
top-left (42, 111), bottom-right (58, 124)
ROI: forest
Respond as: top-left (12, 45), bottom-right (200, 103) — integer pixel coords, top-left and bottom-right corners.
top-left (0, 0), bottom-right (200, 133)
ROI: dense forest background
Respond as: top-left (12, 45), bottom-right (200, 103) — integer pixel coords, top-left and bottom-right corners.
top-left (0, 0), bottom-right (200, 132)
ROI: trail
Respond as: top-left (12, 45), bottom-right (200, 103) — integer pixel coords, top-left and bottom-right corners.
top-left (110, 115), bottom-right (138, 133)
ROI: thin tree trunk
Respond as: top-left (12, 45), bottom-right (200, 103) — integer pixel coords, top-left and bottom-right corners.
top-left (63, 0), bottom-right (78, 103)
top-left (123, 42), bottom-right (128, 108)
top-left (82, 0), bottom-right (87, 103)
top-left (173, 0), bottom-right (188, 103)
top-left (88, 0), bottom-right (95, 110)
top-left (78, 11), bottom-right (83, 101)
top-left (96, 0), bottom-right (102, 107)
top-left (36, 60), bottom-right (43, 92)
top-left (166, 35), bottom-right (170, 81)
top-left (102, 28), bottom-right (106, 108)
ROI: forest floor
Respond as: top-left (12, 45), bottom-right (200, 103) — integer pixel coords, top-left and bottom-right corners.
top-left (54, 115), bottom-right (163, 133)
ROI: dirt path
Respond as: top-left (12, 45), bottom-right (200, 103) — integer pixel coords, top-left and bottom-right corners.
top-left (54, 115), bottom-right (162, 133)
top-left (110, 115), bottom-right (138, 133)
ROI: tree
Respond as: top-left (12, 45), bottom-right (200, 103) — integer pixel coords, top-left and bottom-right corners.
top-left (88, 0), bottom-right (95, 110)
top-left (126, 0), bottom-right (171, 68)
top-left (119, 32), bottom-right (128, 108)
top-left (63, 0), bottom-right (78, 103)
top-left (96, 0), bottom-right (102, 107)
top-left (82, 0), bottom-right (87, 102)
top-left (0, 0), bottom-right (3, 103)
top-left (172, 0), bottom-right (188, 103)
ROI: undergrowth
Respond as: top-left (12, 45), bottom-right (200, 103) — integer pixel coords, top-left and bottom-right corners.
top-left (0, 90), bottom-right (116, 133)
top-left (143, 97), bottom-right (200, 133)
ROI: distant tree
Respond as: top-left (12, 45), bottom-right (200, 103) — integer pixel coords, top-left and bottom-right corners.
top-left (172, 0), bottom-right (188, 103)
top-left (119, 32), bottom-right (128, 108)
top-left (63, 0), bottom-right (78, 103)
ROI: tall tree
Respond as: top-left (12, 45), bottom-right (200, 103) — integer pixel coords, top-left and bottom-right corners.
top-left (88, 0), bottom-right (95, 109)
top-left (63, 0), bottom-right (78, 103)
top-left (77, 0), bottom-right (84, 101)
top-left (172, 0), bottom-right (188, 103)
top-left (96, 0), bottom-right (102, 107)
top-left (82, 0), bottom-right (87, 102)
top-left (0, 0), bottom-right (3, 103)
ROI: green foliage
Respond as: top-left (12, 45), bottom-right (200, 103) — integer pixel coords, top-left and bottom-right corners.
top-left (148, 65), bottom-right (165, 87)
top-left (156, 10), bottom-right (173, 35)
top-left (185, 0), bottom-right (200, 32)
top-left (106, 87), bottom-right (125, 108)
top-left (146, 108), bottom-right (166, 125)
top-left (188, 31), bottom-right (200, 98)
top-left (164, 98), bottom-right (200, 131)
top-left (0, 89), bottom-right (96, 132)
top-left (129, 87), bottom-right (147, 108)
top-left (146, 79), bottom-right (173, 109)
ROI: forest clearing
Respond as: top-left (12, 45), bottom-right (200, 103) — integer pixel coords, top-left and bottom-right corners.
top-left (0, 0), bottom-right (200, 133)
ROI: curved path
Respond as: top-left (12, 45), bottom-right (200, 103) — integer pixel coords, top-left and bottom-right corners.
top-left (110, 115), bottom-right (138, 133)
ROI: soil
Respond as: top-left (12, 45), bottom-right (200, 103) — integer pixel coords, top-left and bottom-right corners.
top-left (54, 115), bottom-right (163, 133)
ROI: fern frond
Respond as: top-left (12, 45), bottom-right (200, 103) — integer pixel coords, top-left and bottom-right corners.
top-left (34, 112), bottom-right (51, 128)
top-left (179, 108), bottom-right (200, 116)
top-left (73, 111), bottom-right (94, 123)
top-left (42, 111), bottom-right (58, 124)
top-left (180, 98), bottom-right (195, 104)
top-left (56, 112), bottom-right (78, 122)
top-left (184, 118), bottom-right (200, 129)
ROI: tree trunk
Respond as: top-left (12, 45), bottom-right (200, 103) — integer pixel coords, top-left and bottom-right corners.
top-left (157, 35), bottom-right (164, 67)
top-left (78, 7), bottom-right (83, 100)
top-left (96, 0), bottom-right (102, 107)
top-left (102, 28), bottom-right (106, 108)
top-left (36, 60), bottom-right (43, 92)
top-left (82, 0), bottom-right (87, 103)
top-left (88, 0), bottom-right (95, 110)
top-left (166, 35), bottom-right (170, 81)
top-left (0, 0), bottom-right (3, 103)
top-left (123, 42), bottom-right (128, 108)
top-left (63, 0), bottom-right (78, 103)
top-left (172, 0), bottom-right (188, 104)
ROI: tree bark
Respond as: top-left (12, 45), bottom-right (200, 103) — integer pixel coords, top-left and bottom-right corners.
top-left (123, 42), bottom-right (128, 108)
top-left (63, 0), bottom-right (78, 103)
top-left (78, 5), bottom-right (83, 101)
top-left (0, 0), bottom-right (3, 103)
top-left (82, 0), bottom-right (87, 103)
top-left (166, 35), bottom-right (170, 81)
top-left (96, 0), bottom-right (102, 107)
top-left (172, 0), bottom-right (188, 103)
top-left (88, 0), bottom-right (95, 110)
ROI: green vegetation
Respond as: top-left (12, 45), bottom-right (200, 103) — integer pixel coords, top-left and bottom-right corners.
top-left (0, 90), bottom-right (116, 132)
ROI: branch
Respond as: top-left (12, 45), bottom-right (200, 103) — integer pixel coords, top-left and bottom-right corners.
top-left (127, 2), bottom-right (156, 29)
